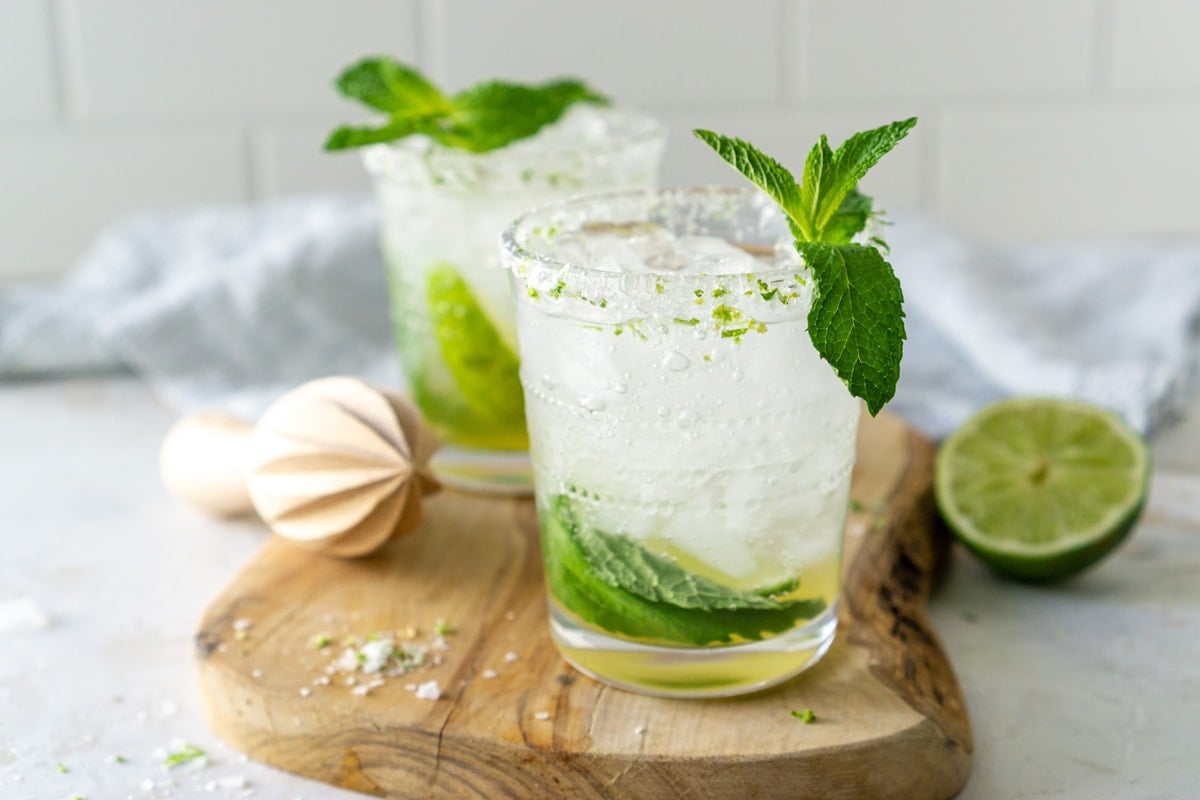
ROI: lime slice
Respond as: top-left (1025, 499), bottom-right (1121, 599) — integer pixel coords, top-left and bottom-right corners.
top-left (422, 262), bottom-right (527, 450)
top-left (934, 398), bottom-right (1150, 582)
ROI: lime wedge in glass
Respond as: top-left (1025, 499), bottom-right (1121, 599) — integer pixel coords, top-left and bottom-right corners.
top-left (934, 397), bottom-right (1151, 582)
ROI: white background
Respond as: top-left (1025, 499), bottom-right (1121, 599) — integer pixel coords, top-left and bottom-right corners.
top-left (2, 0), bottom-right (1200, 283)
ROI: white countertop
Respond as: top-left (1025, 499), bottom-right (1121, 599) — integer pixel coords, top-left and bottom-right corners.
top-left (1, 378), bottom-right (1197, 800)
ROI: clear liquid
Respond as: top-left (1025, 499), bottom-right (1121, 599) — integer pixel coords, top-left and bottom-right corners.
top-left (519, 295), bottom-right (858, 694)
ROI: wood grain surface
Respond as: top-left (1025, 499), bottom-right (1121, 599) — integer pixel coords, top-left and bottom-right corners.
top-left (195, 410), bottom-right (972, 799)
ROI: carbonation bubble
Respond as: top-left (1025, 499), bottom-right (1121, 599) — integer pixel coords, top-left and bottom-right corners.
top-left (663, 351), bottom-right (691, 371)
top-left (580, 396), bottom-right (606, 412)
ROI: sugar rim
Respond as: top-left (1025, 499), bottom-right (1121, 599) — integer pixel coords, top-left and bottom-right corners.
top-left (500, 186), bottom-right (804, 295)
top-left (360, 106), bottom-right (665, 178)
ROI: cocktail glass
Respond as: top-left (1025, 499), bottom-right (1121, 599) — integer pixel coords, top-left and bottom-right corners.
top-left (362, 107), bottom-right (664, 493)
top-left (500, 187), bottom-right (858, 697)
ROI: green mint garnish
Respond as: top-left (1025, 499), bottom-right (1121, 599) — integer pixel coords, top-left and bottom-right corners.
top-left (326, 56), bottom-right (607, 153)
top-left (791, 708), bottom-right (817, 723)
top-left (693, 118), bottom-right (916, 415)
top-left (541, 496), bottom-right (825, 646)
top-left (163, 743), bottom-right (206, 768)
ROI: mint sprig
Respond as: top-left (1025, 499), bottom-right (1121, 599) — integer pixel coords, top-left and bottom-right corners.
top-left (693, 119), bottom-right (916, 415)
top-left (326, 57), bottom-right (608, 153)
top-left (543, 495), bottom-right (826, 646)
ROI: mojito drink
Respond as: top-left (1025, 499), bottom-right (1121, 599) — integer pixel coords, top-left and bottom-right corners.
top-left (503, 188), bottom-right (859, 696)
top-left (363, 106), bottom-right (664, 491)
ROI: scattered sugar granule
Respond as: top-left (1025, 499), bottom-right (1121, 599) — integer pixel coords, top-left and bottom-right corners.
top-left (313, 676), bottom-right (330, 687)
top-left (358, 637), bottom-right (395, 674)
top-left (504, 611), bottom-right (516, 621)
top-left (250, 669), bottom-right (263, 680)
top-left (344, 676), bottom-right (358, 687)
top-left (634, 725), bottom-right (647, 736)
top-left (350, 685), bottom-right (370, 697)
top-left (161, 700), bottom-right (179, 717)
top-left (335, 648), bottom-right (360, 673)
top-left (298, 688), bottom-right (312, 698)
top-left (414, 680), bottom-right (441, 701)
top-left (482, 669), bottom-right (498, 680)
top-left (504, 652), bottom-right (519, 663)
top-left (232, 619), bottom-right (252, 640)
top-left (429, 635), bottom-right (450, 652)
top-left (533, 711), bottom-right (550, 721)
top-left (140, 778), bottom-right (155, 791)
top-left (404, 683), bottom-right (417, 692)
top-left (0, 596), bottom-right (51, 632)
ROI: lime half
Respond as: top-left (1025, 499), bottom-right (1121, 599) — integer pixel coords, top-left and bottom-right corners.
top-left (935, 398), bottom-right (1150, 582)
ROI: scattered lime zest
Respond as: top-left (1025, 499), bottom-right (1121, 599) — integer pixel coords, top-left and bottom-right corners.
top-left (56, 762), bottom-right (69, 774)
top-left (311, 633), bottom-right (333, 650)
top-left (163, 743), bottom-right (206, 768)
top-left (791, 708), bottom-right (817, 723)
top-left (434, 618), bottom-right (454, 636)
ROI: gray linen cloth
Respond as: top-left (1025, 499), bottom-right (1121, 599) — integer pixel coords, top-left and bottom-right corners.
top-left (2, 195), bottom-right (1197, 438)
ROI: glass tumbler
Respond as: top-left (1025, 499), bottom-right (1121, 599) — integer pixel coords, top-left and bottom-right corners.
top-left (362, 107), bottom-right (664, 493)
top-left (500, 187), bottom-right (859, 697)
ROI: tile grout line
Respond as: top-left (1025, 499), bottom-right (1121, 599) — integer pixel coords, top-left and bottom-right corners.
top-left (1091, 0), bottom-right (1116, 96)
top-left (418, 0), bottom-right (447, 85)
top-left (46, 0), bottom-right (84, 124)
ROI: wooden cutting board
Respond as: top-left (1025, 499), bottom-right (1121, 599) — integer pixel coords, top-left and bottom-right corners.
top-left (195, 411), bottom-right (972, 799)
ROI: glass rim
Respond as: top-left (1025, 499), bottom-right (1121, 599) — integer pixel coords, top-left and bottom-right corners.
top-left (361, 106), bottom-right (666, 176)
top-left (500, 186), bottom-right (801, 289)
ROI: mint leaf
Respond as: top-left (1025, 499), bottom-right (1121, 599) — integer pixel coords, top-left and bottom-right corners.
top-left (326, 59), bottom-right (607, 153)
top-left (822, 189), bottom-right (874, 245)
top-left (797, 243), bottom-right (905, 415)
top-left (335, 57), bottom-right (451, 115)
top-left (325, 118), bottom-right (425, 150)
top-left (572, 512), bottom-right (798, 611)
top-left (434, 79), bottom-right (607, 153)
top-left (808, 118), bottom-right (916, 238)
top-left (691, 119), bottom-right (915, 414)
top-left (541, 496), bottom-right (825, 647)
top-left (692, 129), bottom-right (804, 237)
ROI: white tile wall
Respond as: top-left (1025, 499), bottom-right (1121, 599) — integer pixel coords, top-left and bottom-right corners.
top-left (250, 122), bottom-right (371, 198)
top-left (2, 0), bottom-right (1200, 282)
top-left (938, 102), bottom-right (1200, 238)
top-left (69, 0), bottom-right (418, 119)
top-left (433, 0), bottom-right (782, 108)
top-left (0, 0), bottom-right (59, 123)
top-left (0, 128), bottom-right (246, 280)
top-left (1112, 0), bottom-right (1200, 91)
top-left (799, 0), bottom-right (1096, 100)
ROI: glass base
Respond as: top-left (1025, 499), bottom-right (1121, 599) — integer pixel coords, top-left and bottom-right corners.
top-left (548, 602), bottom-right (838, 698)
top-left (428, 446), bottom-right (533, 496)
